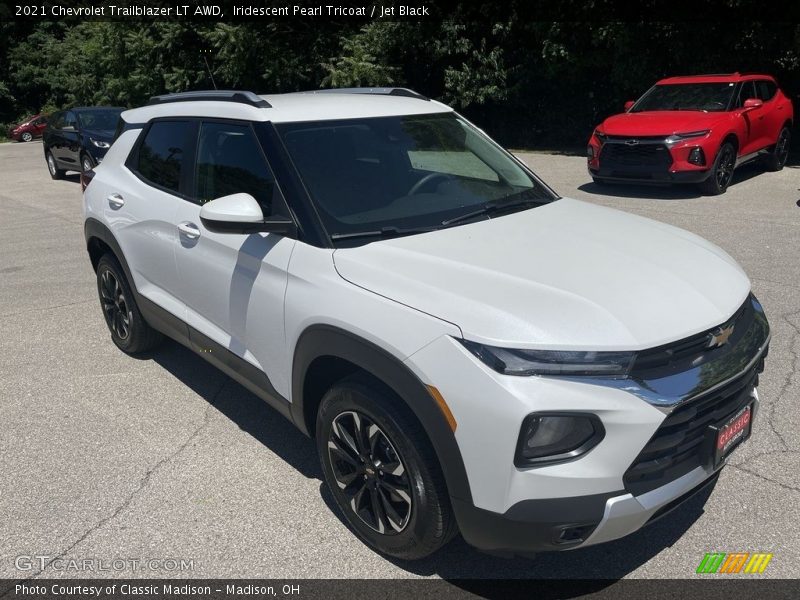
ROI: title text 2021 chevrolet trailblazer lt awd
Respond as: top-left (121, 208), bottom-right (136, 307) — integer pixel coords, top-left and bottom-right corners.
top-left (84, 89), bottom-right (770, 559)
top-left (588, 73), bottom-right (793, 194)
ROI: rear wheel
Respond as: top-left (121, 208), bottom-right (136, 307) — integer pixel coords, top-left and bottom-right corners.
top-left (46, 150), bottom-right (65, 180)
top-left (700, 142), bottom-right (736, 195)
top-left (316, 376), bottom-right (457, 559)
top-left (96, 254), bottom-right (163, 354)
top-left (764, 127), bottom-right (790, 172)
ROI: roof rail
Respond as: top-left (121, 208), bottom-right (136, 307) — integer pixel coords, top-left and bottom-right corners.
top-left (147, 90), bottom-right (271, 108)
top-left (671, 72), bottom-right (740, 78)
top-left (310, 87), bottom-right (429, 101)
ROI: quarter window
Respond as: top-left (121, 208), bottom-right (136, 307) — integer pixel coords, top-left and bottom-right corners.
top-left (194, 121), bottom-right (279, 212)
top-left (135, 121), bottom-right (192, 194)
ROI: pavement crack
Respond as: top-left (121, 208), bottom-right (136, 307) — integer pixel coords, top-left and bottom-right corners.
top-left (0, 299), bottom-right (94, 319)
top-left (6, 378), bottom-right (228, 584)
top-left (729, 464), bottom-right (800, 494)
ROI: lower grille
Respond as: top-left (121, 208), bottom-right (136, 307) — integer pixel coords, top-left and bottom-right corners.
top-left (599, 141), bottom-right (672, 171)
top-left (623, 360), bottom-right (764, 496)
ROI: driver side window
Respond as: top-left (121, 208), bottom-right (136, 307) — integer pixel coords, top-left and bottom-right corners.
top-left (194, 121), bottom-right (282, 214)
top-left (735, 82), bottom-right (756, 108)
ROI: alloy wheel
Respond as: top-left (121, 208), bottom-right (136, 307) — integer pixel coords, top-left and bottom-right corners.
top-left (21, 132), bottom-right (32, 142)
top-left (99, 269), bottom-right (131, 340)
top-left (328, 410), bottom-right (413, 534)
top-left (47, 154), bottom-right (56, 175)
top-left (82, 157), bottom-right (92, 172)
top-left (716, 146), bottom-right (735, 188)
top-left (776, 130), bottom-right (790, 168)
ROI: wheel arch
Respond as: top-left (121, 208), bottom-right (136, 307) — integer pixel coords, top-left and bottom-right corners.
top-left (291, 324), bottom-right (473, 502)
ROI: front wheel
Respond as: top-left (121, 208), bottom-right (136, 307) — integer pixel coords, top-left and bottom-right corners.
top-left (764, 127), bottom-right (790, 172)
top-left (316, 376), bottom-right (457, 559)
top-left (700, 142), bottom-right (736, 195)
top-left (21, 132), bottom-right (33, 142)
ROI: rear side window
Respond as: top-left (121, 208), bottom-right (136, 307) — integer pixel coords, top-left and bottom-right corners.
top-left (755, 80), bottom-right (777, 102)
top-left (135, 121), bottom-right (192, 194)
top-left (194, 121), bottom-right (280, 212)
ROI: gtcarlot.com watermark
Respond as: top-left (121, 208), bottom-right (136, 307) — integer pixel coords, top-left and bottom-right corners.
top-left (15, 555), bottom-right (195, 573)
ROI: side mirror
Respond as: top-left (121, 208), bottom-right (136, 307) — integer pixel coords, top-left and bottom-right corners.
top-left (623, 100), bottom-right (635, 111)
top-left (199, 192), bottom-right (297, 237)
top-left (743, 98), bottom-right (763, 109)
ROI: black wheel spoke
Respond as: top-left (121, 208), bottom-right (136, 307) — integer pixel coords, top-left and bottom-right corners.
top-left (368, 487), bottom-right (387, 534)
top-left (377, 486), bottom-right (405, 532)
top-left (328, 410), bottom-right (412, 535)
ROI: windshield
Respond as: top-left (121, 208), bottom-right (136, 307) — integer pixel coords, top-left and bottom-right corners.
top-left (631, 83), bottom-right (736, 112)
top-left (276, 113), bottom-right (555, 243)
top-left (77, 109), bottom-right (122, 130)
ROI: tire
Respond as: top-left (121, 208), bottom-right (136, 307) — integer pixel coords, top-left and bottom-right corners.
top-left (21, 132), bottom-right (33, 142)
top-left (700, 142), bottom-right (736, 195)
top-left (81, 153), bottom-right (94, 173)
top-left (46, 150), bottom-right (65, 180)
top-left (764, 127), bottom-right (790, 172)
top-left (95, 254), bottom-right (163, 354)
top-left (316, 375), bottom-right (457, 560)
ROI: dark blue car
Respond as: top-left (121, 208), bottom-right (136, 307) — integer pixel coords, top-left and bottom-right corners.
top-left (43, 107), bottom-right (123, 179)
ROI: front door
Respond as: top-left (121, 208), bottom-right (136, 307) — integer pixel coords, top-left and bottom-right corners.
top-left (173, 120), bottom-right (295, 388)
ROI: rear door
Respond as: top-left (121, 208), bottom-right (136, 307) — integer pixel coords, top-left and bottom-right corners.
top-left (108, 119), bottom-right (193, 319)
top-left (173, 119), bottom-right (295, 385)
top-left (57, 110), bottom-right (82, 168)
top-left (754, 79), bottom-right (783, 145)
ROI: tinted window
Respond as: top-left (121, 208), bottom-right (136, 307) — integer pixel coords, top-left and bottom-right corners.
top-left (50, 112), bottom-right (64, 129)
top-left (77, 109), bottom-right (122, 131)
top-left (735, 81), bottom-right (757, 108)
top-left (64, 111), bottom-right (77, 129)
top-left (755, 80), bottom-right (777, 102)
top-left (195, 122), bottom-right (279, 212)
top-left (136, 121), bottom-right (192, 194)
top-left (632, 83), bottom-right (736, 112)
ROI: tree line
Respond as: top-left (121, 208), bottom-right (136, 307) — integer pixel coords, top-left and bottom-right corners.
top-left (1, 12), bottom-right (798, 148)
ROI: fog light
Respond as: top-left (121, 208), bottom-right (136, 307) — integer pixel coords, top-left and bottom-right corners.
top-left (515, 413), bottom-right (604, 467)
top-left (688, 147), bottom-right (705, 166)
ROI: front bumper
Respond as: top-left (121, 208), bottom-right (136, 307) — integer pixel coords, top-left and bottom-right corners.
top-left (404, 297), bottom-right (769, 555)
top-left (453, 459), bottom-right (727, 554)
top-left (589, 166), bottom-right (711, 184)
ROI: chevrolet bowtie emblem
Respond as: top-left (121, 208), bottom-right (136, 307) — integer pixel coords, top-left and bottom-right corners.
top-left (624, 139), bottom-right (639, 146)
top-left (708, 324), bottom-right (735, 348)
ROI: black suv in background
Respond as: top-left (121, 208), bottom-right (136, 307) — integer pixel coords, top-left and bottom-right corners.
top-left (43, 107), bottom-right (123, 179)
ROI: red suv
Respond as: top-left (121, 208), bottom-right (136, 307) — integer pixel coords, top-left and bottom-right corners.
top-left (588, 73), bottom-right (793, 194)
top-left (8, 114), bottom-right (48, 142)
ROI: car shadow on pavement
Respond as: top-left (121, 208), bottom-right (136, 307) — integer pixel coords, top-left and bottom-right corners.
top-left (576, 161), bottom-right (767, 200)
top-left (147, 340), bottom-right (322, 480)
top-left (146, 339), bottom-right (715, 586)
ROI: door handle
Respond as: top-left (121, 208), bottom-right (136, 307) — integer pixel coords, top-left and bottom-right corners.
top-left (178, 221), bottom-right (201, 239)
top-left (107, 193), bottom-right (125, 208)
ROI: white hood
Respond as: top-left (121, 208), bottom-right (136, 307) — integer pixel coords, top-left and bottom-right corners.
top-left (332, 198), bottom-right (750, 350)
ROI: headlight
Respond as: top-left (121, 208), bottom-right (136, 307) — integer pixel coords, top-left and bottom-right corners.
top-left (516, 413), bottom-right (605, 466)
top-left (90, 138), bottom-right (110, 148)
top-left (459, 339), bottom-right (635, 377)
top-left (666, 130), bottom-right (709, 144)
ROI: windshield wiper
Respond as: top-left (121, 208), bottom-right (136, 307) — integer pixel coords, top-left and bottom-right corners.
top-left (441, 196), bottom-right (548, 227)
top-left (330, 225), bottom-right (437, 241)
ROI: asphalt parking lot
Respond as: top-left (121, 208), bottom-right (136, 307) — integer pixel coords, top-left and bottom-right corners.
top-left (1, 140), bottom-right (799, 582)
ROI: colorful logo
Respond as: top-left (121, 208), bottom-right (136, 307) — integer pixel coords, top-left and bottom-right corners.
top-left (696, 552), bottom-right (773, 574)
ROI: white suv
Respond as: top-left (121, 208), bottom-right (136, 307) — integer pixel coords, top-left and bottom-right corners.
top-left (83, 88), bottom-right (770, 559)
